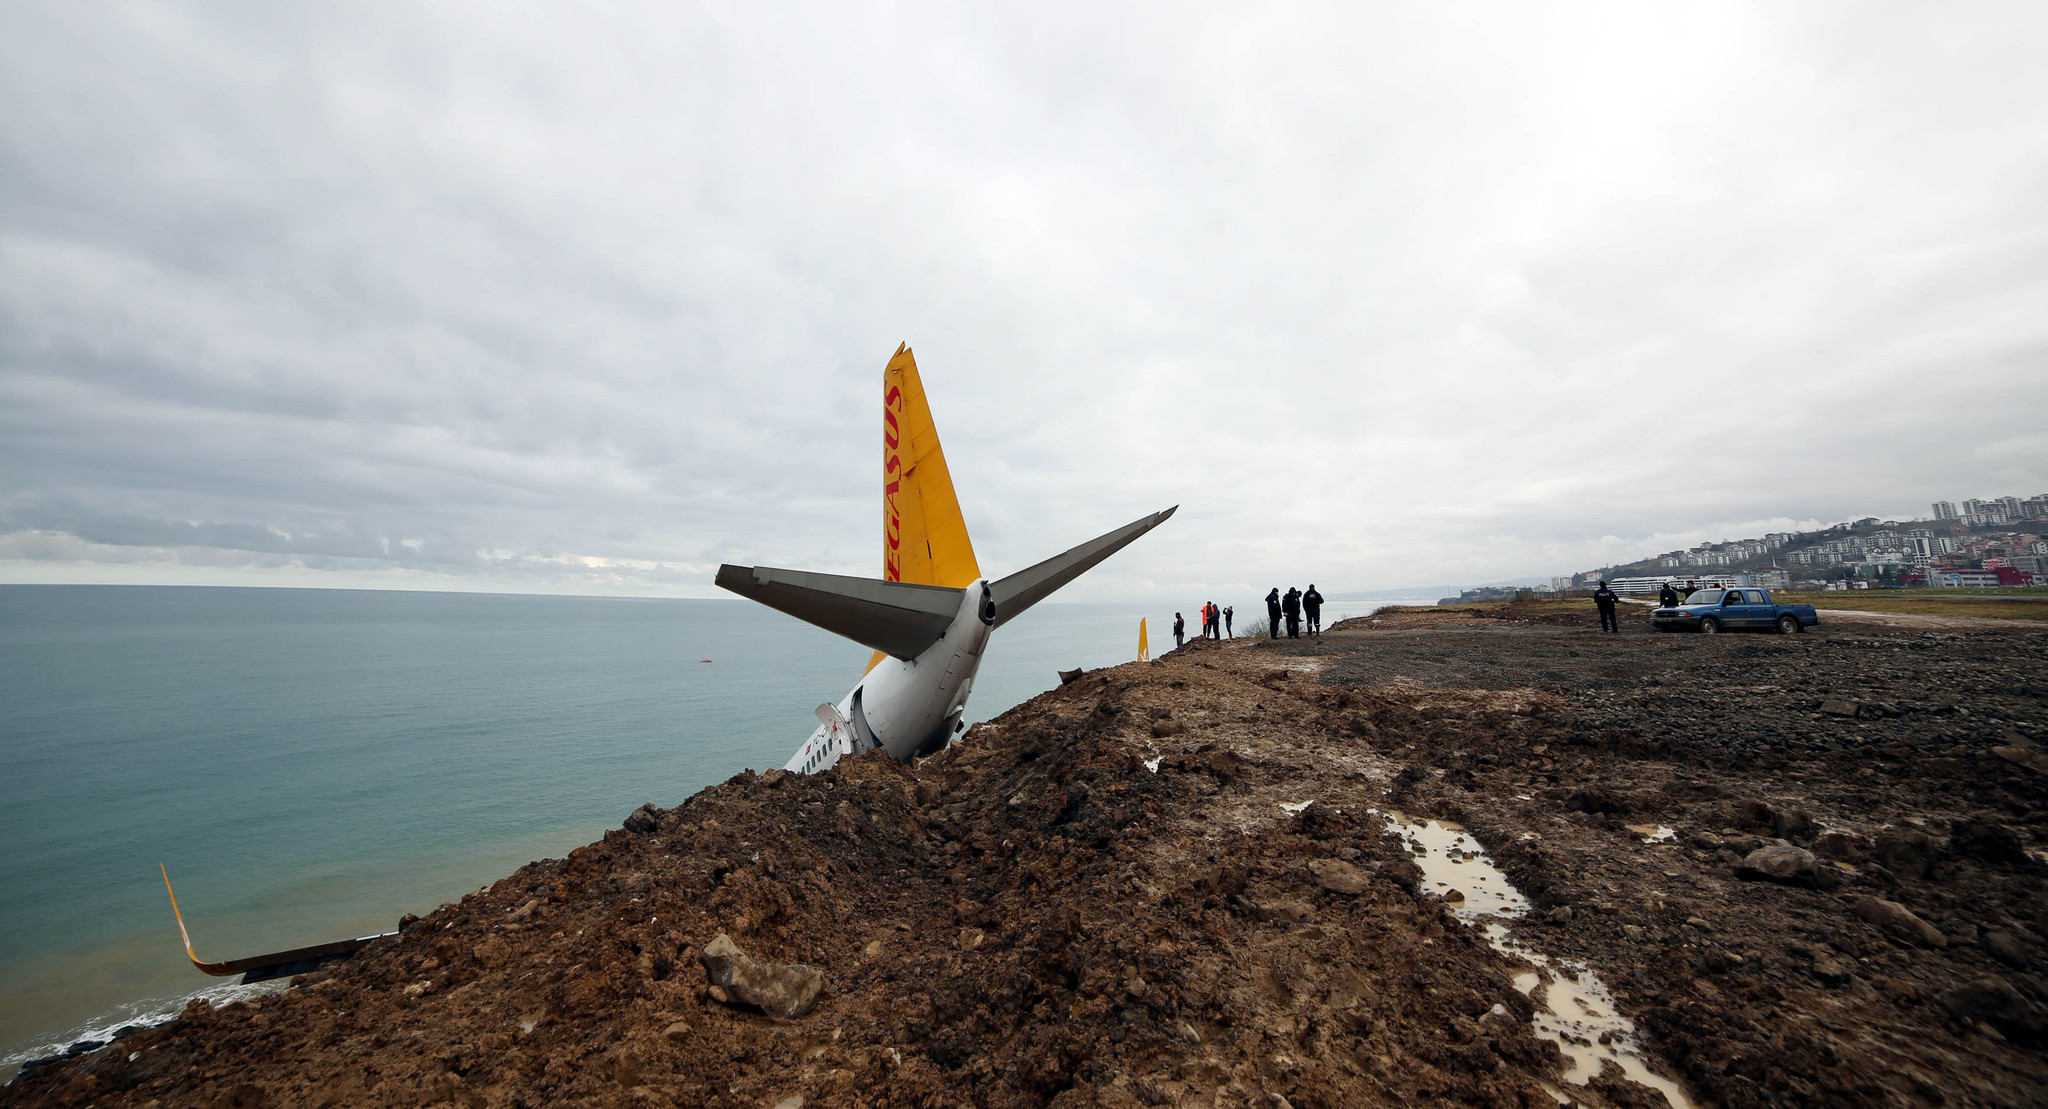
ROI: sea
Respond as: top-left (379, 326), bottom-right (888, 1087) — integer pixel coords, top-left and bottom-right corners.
top-left (0, 584), bottom-right (1421, 1076)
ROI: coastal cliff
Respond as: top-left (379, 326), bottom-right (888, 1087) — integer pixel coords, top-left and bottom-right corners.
top-left (7, 601), bottom-right (2046, 1108)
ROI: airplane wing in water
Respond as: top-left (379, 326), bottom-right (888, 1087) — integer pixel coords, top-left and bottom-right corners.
top-left (162, 865), bottom-right (394, 982)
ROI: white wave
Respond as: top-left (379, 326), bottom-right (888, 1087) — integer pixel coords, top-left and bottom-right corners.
top-left (2, 978), bottom-right (289, 1076)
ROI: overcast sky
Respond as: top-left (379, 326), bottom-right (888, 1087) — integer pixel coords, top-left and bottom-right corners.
top-left (3, 3), bottom-right (2044, 600)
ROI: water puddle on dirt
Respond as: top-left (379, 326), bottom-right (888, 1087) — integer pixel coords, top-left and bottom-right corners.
top-left (1625, 824), bottom-right (1677, 844)
top-left (1377, 810), bottom-right (1694, 1109)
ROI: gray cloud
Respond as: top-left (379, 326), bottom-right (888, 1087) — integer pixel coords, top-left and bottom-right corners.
top-left (3, 3), bottom-right (2046, 597)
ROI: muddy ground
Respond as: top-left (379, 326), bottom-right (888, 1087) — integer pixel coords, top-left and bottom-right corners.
top-left (7, 601), bottom-right (2045, 1108)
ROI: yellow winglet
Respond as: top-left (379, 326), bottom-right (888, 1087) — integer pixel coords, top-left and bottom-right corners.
top-left (160, 864), bottom-right (237, 976)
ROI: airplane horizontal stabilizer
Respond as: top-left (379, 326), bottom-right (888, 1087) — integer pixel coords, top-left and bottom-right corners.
top-left (716, 564), bottom-right (966, 659)
top-left (988, 506), bottom-right (1177, 628)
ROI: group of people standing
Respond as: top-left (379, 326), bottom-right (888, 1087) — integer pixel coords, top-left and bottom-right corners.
top-left (1172, 601), bottom-right (1233, 648)
top-left (1266, 585), bottom-right (1323, 638)
top-left (1169, 585), bottom-right (1325, 650)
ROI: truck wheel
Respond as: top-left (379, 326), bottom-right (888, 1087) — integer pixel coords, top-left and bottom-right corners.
top-left (1777, 614), bottom-right (1797, 635)
top-left (1699, 617), bottom-right (1720, 634)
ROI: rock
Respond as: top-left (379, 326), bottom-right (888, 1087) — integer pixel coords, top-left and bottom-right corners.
top-left (1442, 889), bottom-right (1466, 903)
top-left (1993, 746), bottom-right (2048, 774)
top-left (1982, 930), bottom-right (2034, 968)
top-left (1622, 925), bottom-right (1645, 941)
top-left (472, 935), bottom-right (512, 968)
top-left (1686, 831), bottom-right (1724, 851)
top-left (1853, 897), bottom-right (1947, 948)
top-left (662, 1020), bottom-right (691, 1041)
top-left (1879, 977), bottom-right (1919, 1001)
top-left (1875, 830), bottom-right (1936, 879)
top-left (1772, 810), bottom-right (1814, 841)
top-left (700, 933), bottom-right (825, 1018)
top-left (1685, 916), bottom-right (1714, 932)
top-left (771, 1097), bottom-right (806, 1109)
top-left (1811, 954), bottom-right (1855, 984)
top-left (1567, 789), bottom-right (1627, 815)
top-left (623, 803), bottom-right (661, 834)
top-left (1735, 844), bottom-right (1822, 886)
top-left (1812, 830), bottom-right (1868, 860)
top-left (1949, 818), bottom-right (2029, 865)
top-left (1058, 668), bottom-right (1085, 686)
top-left (1545, 906), bottom-right (1572, 924)
top-left (1819, 699), bottom-right (1859, 717)
top-left (1306, 858), bottom-right (1372, 895)
top-left (1938, 978), bottom-right (2045, 1043)
top-left (1252, 898), bottom-right (1316, 924)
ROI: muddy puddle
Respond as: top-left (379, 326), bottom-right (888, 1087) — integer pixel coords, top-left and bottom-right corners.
top-left (1378, 811), bottom-right (1695, 1109)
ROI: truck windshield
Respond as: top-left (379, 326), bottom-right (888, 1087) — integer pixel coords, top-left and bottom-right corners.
top-left (1685, 589), bottom-right (1727, 605)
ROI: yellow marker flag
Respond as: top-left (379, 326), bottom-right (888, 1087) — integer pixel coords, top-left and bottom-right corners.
top-left (1138, 617), bottom-right (1150, 661)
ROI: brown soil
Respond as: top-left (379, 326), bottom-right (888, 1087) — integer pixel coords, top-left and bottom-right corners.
top-left (7, 601), bottom-right (2045, 1108)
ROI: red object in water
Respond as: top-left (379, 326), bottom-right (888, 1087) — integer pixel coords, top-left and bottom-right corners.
top-left (700, 658), bottom-right (713, 663)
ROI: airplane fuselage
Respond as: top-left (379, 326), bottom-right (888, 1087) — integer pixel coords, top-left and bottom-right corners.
top-left (784, 581), bottom-right (994, 774)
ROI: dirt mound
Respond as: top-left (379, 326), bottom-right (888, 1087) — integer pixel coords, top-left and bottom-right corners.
top-left (9, 609), bottom-right (2046, 1107)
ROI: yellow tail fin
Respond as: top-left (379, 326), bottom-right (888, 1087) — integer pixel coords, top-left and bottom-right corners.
top-left (868, 345), bottom-right (980, 671)
top-left (884, 345), bottom-right (980, 586)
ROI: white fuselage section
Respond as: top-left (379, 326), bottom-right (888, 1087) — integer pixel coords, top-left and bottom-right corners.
top-left (784, 580), bottom-right (993, 774)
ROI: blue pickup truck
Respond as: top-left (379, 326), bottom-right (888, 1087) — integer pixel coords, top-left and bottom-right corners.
top-left (1650, 588), bottom-right (1820, 634)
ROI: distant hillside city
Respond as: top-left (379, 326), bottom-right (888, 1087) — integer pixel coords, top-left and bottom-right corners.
top-left (1444, 493), bottom-right (2048, 603)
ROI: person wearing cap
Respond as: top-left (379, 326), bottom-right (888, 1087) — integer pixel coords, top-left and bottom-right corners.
top-left (1593, 581), bottom-right (1621, 633)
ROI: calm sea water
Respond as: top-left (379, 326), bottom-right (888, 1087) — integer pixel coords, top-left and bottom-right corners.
top-left (2, 584), bottom-right (1408, 1073)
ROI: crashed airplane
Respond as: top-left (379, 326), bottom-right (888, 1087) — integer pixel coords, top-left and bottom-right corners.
top-left (159, 344), bottom-right (1168, 983)
top-left (718, 343), bottom-right (1174, 774)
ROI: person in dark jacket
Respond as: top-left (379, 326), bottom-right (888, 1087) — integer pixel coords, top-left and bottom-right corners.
top-left (1223, 605), bottom-right (1234, 638)
top-left (1207, 600), bottom-right (1221, 639)
top-left (1283, 587), bottom-right (1302, 638)
top-left (1593, 582), bottom-right (1620, 633)
top-left (1303, 585), bottom-right (1324, 636)
top-left (1683, 579), bottom-right (1698, 599)
top-left (1657, 582), bottom-right (1679, 609)
top-left (1266, 588), bottom-right (1282, 638)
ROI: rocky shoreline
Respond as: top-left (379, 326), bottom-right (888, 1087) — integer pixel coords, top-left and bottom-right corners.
top-left (5, 600), bottom-right (2044, 1107)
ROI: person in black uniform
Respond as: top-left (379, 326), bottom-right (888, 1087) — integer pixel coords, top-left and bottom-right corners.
top-left (1173, 612), bottom-right (1185, 649)
top-left (1593, 581), bottom-right (1620, 633)
top-left (1266, 588), bottom-right (1282, 639)
top-left (1283, 586), bottom-right (1302, 638)
top-left (1657, 582), bottom-right (1679, 609)
top-left (1207, 600), bottom-right (1221, 639)
top-left (1303, 584), bottom-right (1324, 636)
